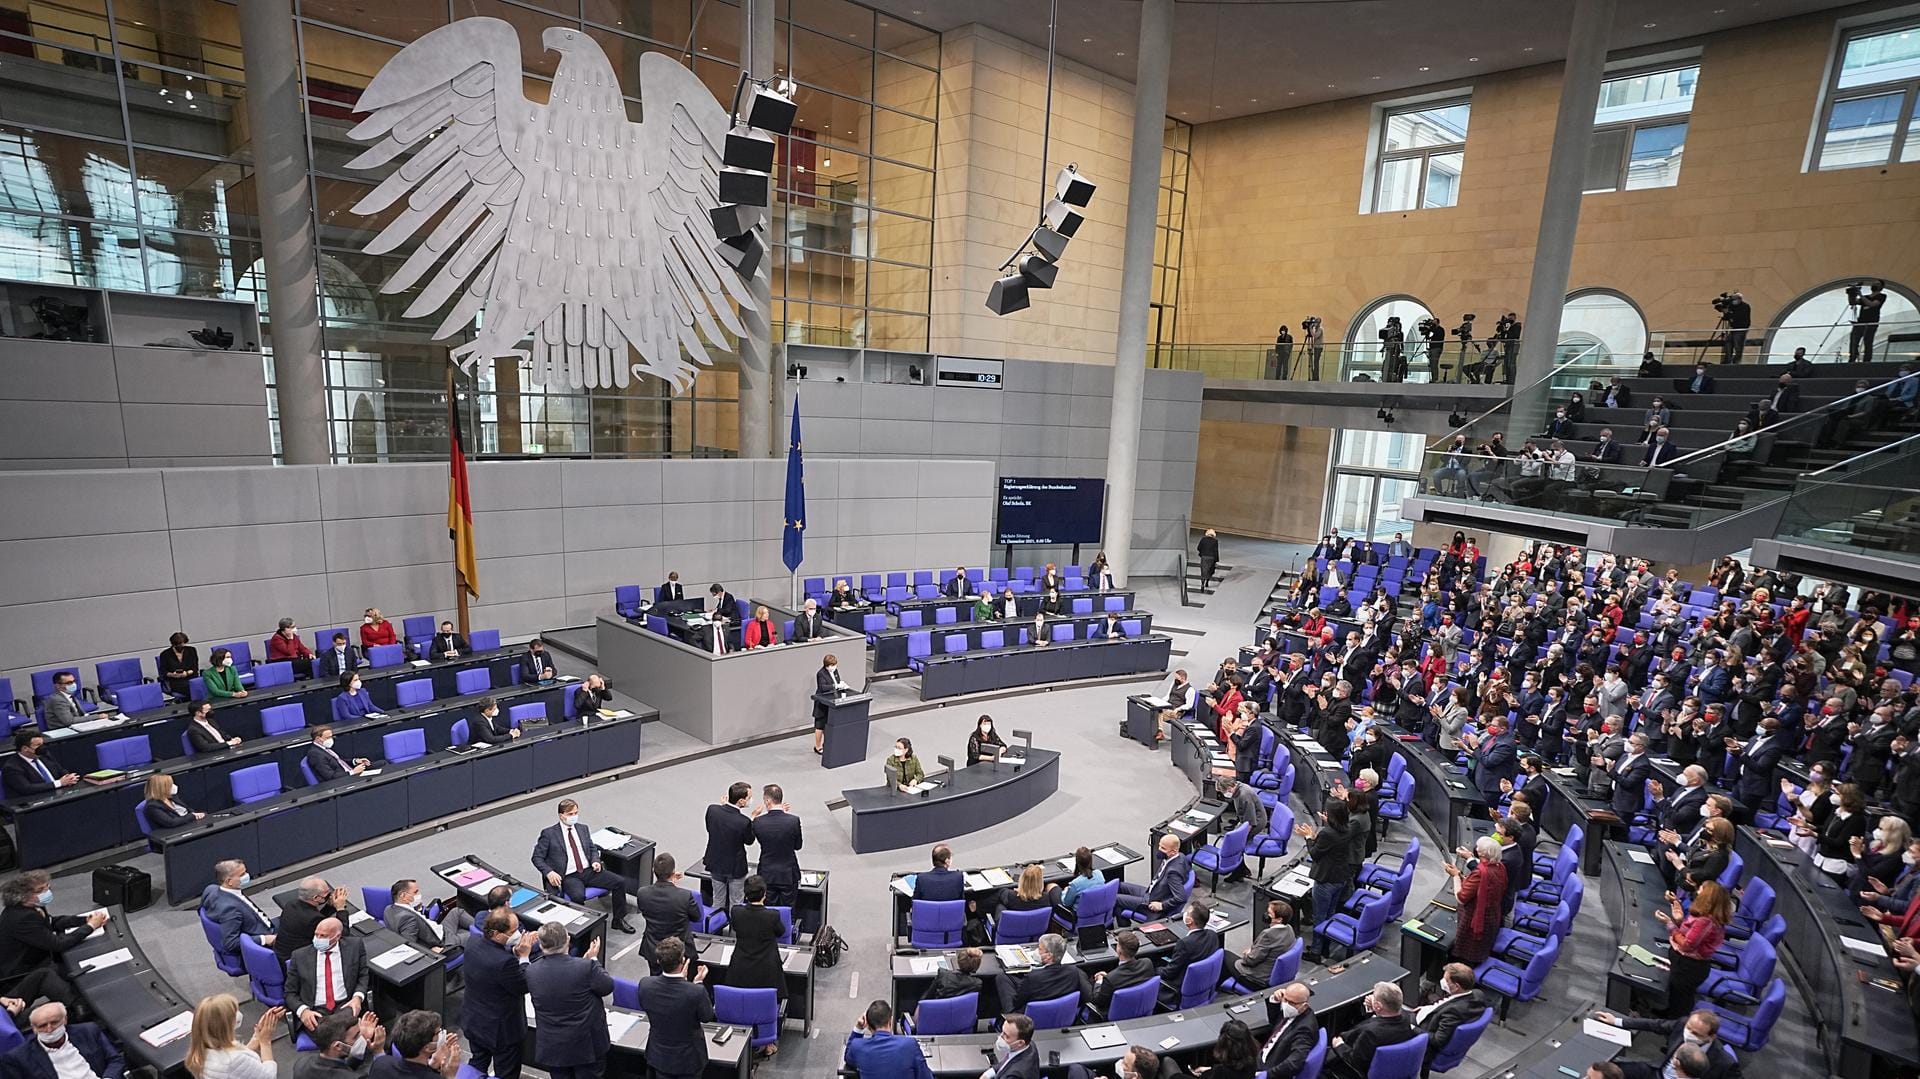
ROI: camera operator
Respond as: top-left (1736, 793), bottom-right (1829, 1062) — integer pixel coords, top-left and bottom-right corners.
top-left (1452, 314), bottom-right (1479, 383)
top-left (1493, 312), bottom-right (1521, 384)
top-left (1379, 316), bottom-right (1407, 383)
top-left (1303, 316), bottom-right (1325, 380)
top-left (1711, 291), bottom-right (1751, 364)
top-left (1420, 317), bottom-right (1446, 382)
top-left (1848, 280), bottom-right (1887, 363)
top-left (1487, 439), bottom-right (1548, 504)
top-left (1272, 324), bottom-right (1294, 379)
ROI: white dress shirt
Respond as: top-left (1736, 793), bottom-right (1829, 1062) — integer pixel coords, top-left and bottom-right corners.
top-left (40, 1037), bottom-right (100, 1079)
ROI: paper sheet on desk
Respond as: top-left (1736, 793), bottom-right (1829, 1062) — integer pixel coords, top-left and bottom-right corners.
top-left (410, 661), bottom-right (432, 667)
top-left (371, 945), bottom-right (419, 970)
top-left (1140, 698), bottom-right (1171, 709)
top-left (140, 1012), bottom-right (193, 1048)
top-left (442, 862), bottom-right (477, 879)
top-left (1097, 847), bottom-right (1129, 864)
top-left (78, 948), bottom-right (132, 973)
top-left (360, 768), bottom-right (383, 776)
top-left (591, 829), bottom-right (629, 850)
top-left (907, 781), bottom-right (939, 794)
top-left (607, 1013), bottom-right (640, 1040)
top-left (1626, 849), bottom-right (1655, 865)
top-left (72, 717), bottom-right (123, 733)
top-left (599, 709), bottom-right (634, 719)
top-left (909, 955), bottom-right (947, 975)
top-left (1582, 1019), bottom-right (1633, 1047)
top-left (348, 910), bottom-right (376, 930)
top-left (801, 872), bottom-right (825, 887)
top-left (1839, 936), bottom-right (1887, 958)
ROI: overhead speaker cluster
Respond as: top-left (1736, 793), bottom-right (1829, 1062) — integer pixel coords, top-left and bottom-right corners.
top-left (986, 163), bottom-right (1097, 316)
top-left (712, 76), bottom-right (798, 280)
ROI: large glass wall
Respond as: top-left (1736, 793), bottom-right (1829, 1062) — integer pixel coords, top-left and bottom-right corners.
top-left (1324, 429), bottom-right (1425, 540)
top-left (0, 0), bottom-right (936, 460)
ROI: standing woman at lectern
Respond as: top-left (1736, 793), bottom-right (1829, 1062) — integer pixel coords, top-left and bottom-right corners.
top-left (812, 653), bottom-right (847, 756)
top-left (967, 715), bottom-right (1006, 765)
top-left (887, 738), bottom-right (925, 792)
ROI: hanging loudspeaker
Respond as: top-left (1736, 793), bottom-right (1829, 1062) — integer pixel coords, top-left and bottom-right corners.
top-left (1018, 254), bottom-right (1058, 289)
top-left (711, 203), bottom-right (761, 239)
top-left (986, 274), bottom-right (1031, 315)
top-left (720, 230), bottom-right (766, 279)
top-left (1043, 198), bottom-right (1083, 238)
top-left (719, 168), bottom-right (770, 207)
top-left (1031, 226), bottom-right (1069, 263)
top-left (724, 126), bottom-right (777, 172)
top-left (1055, 165), bottom-right (1096, 207)
top-left (746, 82), bottom-right (798, 135)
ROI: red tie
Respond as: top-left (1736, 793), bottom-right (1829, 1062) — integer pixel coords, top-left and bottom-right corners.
top-left (567, 827), bottom-right (586, 874)
top-left (323, 952), bottom-right (336, 1010)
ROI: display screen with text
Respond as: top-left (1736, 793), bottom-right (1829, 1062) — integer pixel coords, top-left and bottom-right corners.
top-left (996, 477), bottom-right (1104, 545)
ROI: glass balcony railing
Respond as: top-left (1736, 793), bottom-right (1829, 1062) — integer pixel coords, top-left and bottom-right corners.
top-left (1774, 431), bottom-right (1920, 559)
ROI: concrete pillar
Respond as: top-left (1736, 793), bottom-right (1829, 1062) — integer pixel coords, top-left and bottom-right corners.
top-left (238, 0), bottom-right (330, 465)
top-left (1100, 0), bottom-right (1172, 584)
top-left (1510, 0), bottom-right (1615, 436)
top-left (736, 0), bottom-right (776, 458)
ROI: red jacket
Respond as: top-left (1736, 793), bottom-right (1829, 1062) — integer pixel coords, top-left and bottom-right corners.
top-left (268, 632), bottom-right (313, 661)
top-left (360, 619), bottom-right (399, 649)
top-left (744, 618), bottom-right (779, 648)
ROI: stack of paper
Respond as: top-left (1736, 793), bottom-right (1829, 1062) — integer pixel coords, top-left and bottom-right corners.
top-left (890, 878), bottom-right (914, 897)
top-left (979, 867), bottom-right (1014, 888)
top-left (1097, 847), bottom-right (1129, 864)
top-left (347, 910), bottom-right (376, 929)
top-left (78, 948), bottom-right (132, 973)
top-left (371, 945), bottom-right (418, 970)
top-left (998, 756), bottom-right (1027, 767)
top-left (1140, 697), bottom-right (1172, 709)
top-left (73, 717), bottom-right (122, 733)
top-left (591, 829), bottom-right (629, 850)
top-left (442, 862), bottom-right (478, 880)
top-left (1581, 1019), bottom-right (1633, 1047)
top-left (607, 1013), bottom-right (640, 1040)
top-left (908, 955), bottom-right (947, 975)
top-left (1838, 936), bottom-right (1886, 958)
top-left (140, 1012), bottom-right (193, 1048)
top-left (800, 872), bottom-right (826, 887)
top-left (454, 867), bottom-right (493, 887)
top-left (907, 781), bottom-right (940, 794)
top-left (995, 945), bottom-right (1038, 969)
top-left (964, 873), bottom-right (994, 891)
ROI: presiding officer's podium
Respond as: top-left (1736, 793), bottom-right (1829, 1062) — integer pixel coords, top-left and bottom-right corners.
top-left (818, 690), bottom-right (872, 768)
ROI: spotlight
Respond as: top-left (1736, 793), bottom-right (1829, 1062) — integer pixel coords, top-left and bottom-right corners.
top-left (723, 125), bottom-right (777, 172)
top-left (1448, 409), bottom-right (1467, 427)
top-left (1054, 164), bottom-right (1096, 207)
top-left (985, 273), bottom-right (1032, 315)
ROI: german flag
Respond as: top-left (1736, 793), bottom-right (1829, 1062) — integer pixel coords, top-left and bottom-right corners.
top-left (448, 395), bottom-right (479, 599)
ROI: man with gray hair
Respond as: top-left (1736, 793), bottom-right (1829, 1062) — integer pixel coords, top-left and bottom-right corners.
top-left (199, 859), bottom-right (276, 958)
top-left (1011, 933), bottom-right (1090, 1012)
top-left (1330, 981), bottom-right (1417, 1076)
top-left (277, 876), bottom-right (348, 965)
top-left (11, 1001), bottom-right (124, 1079)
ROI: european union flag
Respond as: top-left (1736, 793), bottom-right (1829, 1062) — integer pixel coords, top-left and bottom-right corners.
top-left (782, 395), bottom-right (805, 573)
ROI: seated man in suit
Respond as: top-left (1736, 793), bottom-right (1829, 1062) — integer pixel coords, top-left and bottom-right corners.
top-left (1087, 931), bottom-right (1156, 1017)
top-left (199, 860), bottom-right (276, 957)
top-left (571, 674), bottom-right (613, 717)
top-left (316, 632), bottom-right (366, 680)
top-left (277, 877), bottom-right (349, 966)
top-left (306, 727), bottom-right (371, 782)
top-left (0, 873), bottom-right (108, 1013)
top-left (1590, 1009), bottom-right (1739, 1079)
top-left (427, 621), bottom-right (469, 660)
top-left (1103, 612), bottom-right (1127, 639)
top-left (1156, 899), bottom-right (1221, 1007)
top-left (990, 1015), bottom-right (1040, 1079)
top-left (1330, 981), bottom-right (1418, 1076)
top-left (7, 1001), bottom-right (125, 1079)
top-left (1114, 833), bottom-right (1188, 915)
top-left (519, 638), bottom-right (556, 684)
top-left (911, 844), bottom-right (965, 901)
top-left (792, 598), bottom-right (829, 641)
top-left (637, 938), bottom-right (714, 1079)
top-left (1011, 933), bottom-right (1092, 1011)
top-left (1414, 964), bottom-right (1487, 1064)
top-left (1258, 981), bottom-right (1319, 1079)
top-left (944, 566), bottom-right (972, 599)
top-left (39, 671), bottom-right (91, 729)
top-left (473, 697), bottom-right (521, 742)
top-left (3, 731), bottom-right (78, 795)
top-left (844, 1001), bottom-right (934, 1079)
top-left (383, 879), bottom-right (473, 957)
top-left (704, 583), bottom-right (738, 622)
top-left (285, 918), bottom-right (370, 1033)
top-left (659, 572), bottom-right (686, 602)
top-left (532, 798), bottom-right (634, 933)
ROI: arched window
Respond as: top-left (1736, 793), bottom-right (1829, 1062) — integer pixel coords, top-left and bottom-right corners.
top-left (1770, 279), bottom-right (1920, 364)
top-left (1346, 295), bottom-right (1435, 381)
top-left (1559, 289), bottom-right (1647, 365)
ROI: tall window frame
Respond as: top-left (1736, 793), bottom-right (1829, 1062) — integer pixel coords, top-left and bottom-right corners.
top-left (1585, 60), bottom-right (1700, 193)
top-left (1809, 15), bottom-right (1920, 171)
top-left (1368, 96), bottom-right (1471, 214)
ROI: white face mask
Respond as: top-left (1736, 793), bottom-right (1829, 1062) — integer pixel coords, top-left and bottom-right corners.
top-left (364, 617), bottom-right (375, 625)
top-left (35, 1026), bottom-right (65, 1048)
top-left (1904, 852), bottom-right (1918, 867)
top-left (1875, 828), bottom-right (1887, 844)
top-left (561, 814), bottom-right (579, 827)
top-left (1281, 1001), bottom-right (1303, 1019)
top-left (318, 737), bottom-right (334, 750)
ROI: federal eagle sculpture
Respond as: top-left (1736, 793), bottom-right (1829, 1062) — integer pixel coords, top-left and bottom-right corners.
top-left (346, 17), bottom-right (756, 391)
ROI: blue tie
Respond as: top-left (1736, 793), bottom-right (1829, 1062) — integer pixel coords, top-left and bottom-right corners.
top-left (33, 759), bottom-right (53, 784)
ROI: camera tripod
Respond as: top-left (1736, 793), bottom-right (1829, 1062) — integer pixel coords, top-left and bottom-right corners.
top-left (1691, 314), bottom-right (1728, 367)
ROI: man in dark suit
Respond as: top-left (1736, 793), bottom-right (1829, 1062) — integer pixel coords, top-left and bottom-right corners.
top-left (462, 910), bottom-right (534, 1079)
top-left (533, 798), bottom-right (633, 932)
top-left (473, 698), bottom-right (520, 743)
top-left (634, 854), bottom-right (701, 976)
top-left (704, 584), bottom-right (738, 622)
top-left (1087, 931), bottom-right (1156, 1016)
top-left (1590, 1009), bottom-right (1741, 1079)
top-left (987, 1014), bottom-right (1040, 1079)
top-left (1330, 981), bottom-right (1418, 1076)
top-left (1683, 365), bottom-right (1715, 395)
top-left (793, 599), bottom-right (829, 641)
top-left (285, 919), bottom-right (370, 1032)
top-left (1646, 769), bottom-right (1708, 838)
top-left (525, 923), bottom-right (613, 1079)
top-left (721, 876), bottom-right (787, 1001)
top-left (912, 844), bottom-right (965, 901)
top-left (519, 639), bottom-right (556, 683)
top-left (6, 1002), bottom-right (124, 1079)
top-left (383, 879), bottom-right (473, 957)
top-left (0, 874), bottom-right (105, 1012)
top-left (276, 877), bottom-right (348, 966)
top-left (1157, 899), bottom-right (1222, 1006)
top-left (316, 633), bottom-right (366, 679)
top-left (1116, 834), bottom-right (1189, 916)
top-left (703, 783), bottom-right (757, 914)
top-left (1642, 428), bottom-right (1682, 466)
top-left (1258, 982), bottom-right (1319, 1078)
top-left (1011, 934), bottom-right (1092, 1011)
top-left (1728, 721), bottom-right (1785, 810)
top-left (659, 573), bottom-right (685, 602)
top-left (305, 728), bottom-right (370, 782)
top-left (3, 731), bottom-right (77, 795)
top-left (1415, 964), bottom-right (1487, 1064)
top-left (844, 1001), bottom-right (935, 1079)
top-left (427, 621), bottom-right (469, 660)
top-left (571, 675), bottom-right (613, 717)
top-left (1609, 733), bottom-right (1653, 819)
top-left (199, 860), bottom-right (276, 957)
top-left (367, 1010), bottom-right (460, 1079)
top-left (1468, 719), bottom-right (1519, 801)
top-left (944, 567), bottom-right (972, 599)
top-left (750, 785), bottom-right (803, 908)
top-left (637, 938), bottom-right (714, 1079)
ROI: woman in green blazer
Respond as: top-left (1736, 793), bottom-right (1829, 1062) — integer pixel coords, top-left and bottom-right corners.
top-left (202, 647), bottom-right (249, 699)
top-left (885, 736), bottom-right (925, 792)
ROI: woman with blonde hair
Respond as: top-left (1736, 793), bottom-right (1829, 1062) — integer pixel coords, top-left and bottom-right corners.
top-left (999, 863), bottom-right (1057, 912)
top-left (185, 994), bottom-right (281, 1079)
top-left (139, 773), bottom-right (205, 831)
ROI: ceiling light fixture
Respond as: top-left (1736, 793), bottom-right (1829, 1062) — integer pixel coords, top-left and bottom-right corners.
top-left (1642, 22), bottom-right (1657, 28)
top-left (1418, 66), bottom-right (1430, 71)
top-left (1522, 46), bottom-right (1534, 52)
top-left (1082, 37), bottom-right (1091, 42)
top-left (1115, 50), bottom-right (1125, 56)
top-left (1468, 57), bottom-right (1480, 62)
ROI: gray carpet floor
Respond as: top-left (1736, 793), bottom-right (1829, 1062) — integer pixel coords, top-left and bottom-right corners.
top-left (44, 538), bottom-right (1825, 1079)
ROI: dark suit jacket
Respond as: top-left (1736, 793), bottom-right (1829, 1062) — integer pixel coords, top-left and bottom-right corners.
top-left (751, 811), bottom-right (803, 892)
top-left (0, 1022), bottom-right (125, 1079)
top-left (532, 821), bottom-right (602, 881)
top-left (635, 883), bottom-right (700, 961)
top-left (1160, 926), bottom-right (1220, 987)
top-left (793, 612), bottom-right (828, 641)
top-left (198, 885), bottom-right (274, 958)
top-left (526, 953), bottom-right (614, 1067)
top-left (1090, 956), bottom-right (1155, 1011)
top-left (1417, 993), bottom-right (1487, 1060)
top-left (1732, 736), bottom-right (1785, 807)
top-left (1618, 1016), bottom-right (1742, 1079)
top-left (475, 710), bottom-right (514, 742)
top-left (1144, 853), bottom-right (1191, 907)
top-left (1333, 1013), bottom-right (1419, 1075)
top-left (142, 799), bottom-right (194, 830)
top-left (1012, 961), bottom-right (1091, 1011)
top-left (703, 805), bottom-right (755, 879)
top-left (944, 574), bottom-right (971, 598)
top-left (659, 581), bottom-right (686, 602)
top-left (1642, 441), bottom-right (1682, 466)
top-left (638, 973), bottom-right (714, 1077)
top-left (1, 753), bottom-right (63, 797)
top-left (460, 937), bottom-right (529, 1050)
top-left (316, 645), bottom-right (364, 679)
top-left (428, 632), bottom-right (470, 657)
top-left (989, 1047), bottom-right (1040, 1079)
top-left (275, 899), bottom-right (339, 966)
top-left (284, 937), bottom-right (371, 1017)
top-left (1260, 1004), bottom-right (1319, 1077)
top-left (1589, 439), bottom-right (1623, 464)
top-left (1654, 785), bottom-right (1707, 834)
top-left (0, 905), bottom-right (90, 984)
top-left (1610, 752), bottom-right (1653, 817)
top-left (305, 743), bottom-right (354, 783)
top-left (519, 650), bottom-right (555, 683)
top-left (913, 867), bottom-right (965, 902)
top-left (187, 719), bottom-right (232, 754)
top-left (1472, 735), bottom-right (1518, 799)
top-left (723, 903), bottom-right (788, 999)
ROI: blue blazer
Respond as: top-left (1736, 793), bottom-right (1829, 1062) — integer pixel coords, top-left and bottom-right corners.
top-left (637, 973), bottom-right (714, 1077)
top-left (912, 867), bottom-right (965, 902)
top-left (316, 645), bottom-right (364, 680)
top-left (1472, 735), bottom-right (1519, 799)
top-left (459, 936), bottom-right (529, 1050)
top-left (332, 690), bottom-right (375, 724)
top-left (519, 650), bottom-right (555, 683)
top-left (199, 884), bottom-right (274, 956)
top-left (525, 954), bottom-right (614, 1067)
top-left (1, 1022), bottom-right (124, 1079)
top-left (843, 1030), bottom-right (934, 1079)
top-left (533, 822), bottom-right (601, 881)
top-left (1146, 853), bottom-right (1191, 906)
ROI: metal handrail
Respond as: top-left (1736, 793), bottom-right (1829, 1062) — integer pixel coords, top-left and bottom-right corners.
top-left (1801, 428), bottom-right (1920, 478)
top-left (1425, 342), bottom-right (1607, 447)
top-left (1662, 370), bottom-right (1920, 469)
